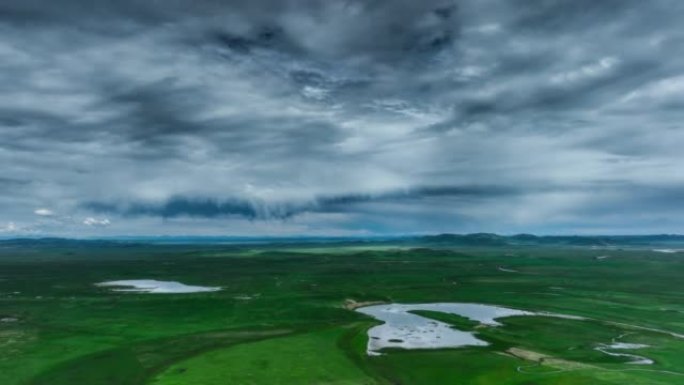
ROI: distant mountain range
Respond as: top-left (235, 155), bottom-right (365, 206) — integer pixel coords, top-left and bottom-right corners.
top-left (417, 233), bottom-right (684, 247)
top-left (2, 233), bottom-right (684, 248)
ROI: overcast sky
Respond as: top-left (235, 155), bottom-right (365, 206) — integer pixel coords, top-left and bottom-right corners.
top-left (1, 0), bottom-right (684, 237)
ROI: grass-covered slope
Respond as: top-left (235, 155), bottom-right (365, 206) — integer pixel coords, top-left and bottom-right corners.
top-left (151, 328), bottom-right (378, 385)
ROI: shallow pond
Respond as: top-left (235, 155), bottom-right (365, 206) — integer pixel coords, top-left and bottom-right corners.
top-left (652, 249), bottom-right (682, 254)
top-left (96, 279), bottom-right (221, 293)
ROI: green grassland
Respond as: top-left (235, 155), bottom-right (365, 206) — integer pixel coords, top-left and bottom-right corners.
top-left (152, 328), bottom-right (378, 385)
top-left (1, 242), bottom-right (683, 384)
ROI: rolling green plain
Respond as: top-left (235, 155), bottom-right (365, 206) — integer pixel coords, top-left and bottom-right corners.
top-left (1, 240), bottom-right (684, 384)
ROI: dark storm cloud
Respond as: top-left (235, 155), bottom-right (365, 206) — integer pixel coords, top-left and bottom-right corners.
top-left (0, 177), bottom-right (31, 191)
top-left (84, 198), bottom-right (268, 219)
top-left (510, 0), bottom-right (636, 31)
top-left (2, 0), bottom-right (684, 235)
top-left (83, 184), bottom-right (520, 220)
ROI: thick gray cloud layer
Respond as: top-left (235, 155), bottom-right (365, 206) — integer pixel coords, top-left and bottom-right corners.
top-left (1, 0), bottom-right (684, 236)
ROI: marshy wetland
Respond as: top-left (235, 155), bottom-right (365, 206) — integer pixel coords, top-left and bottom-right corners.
top-left (1, 240), bottom-right (684, 384)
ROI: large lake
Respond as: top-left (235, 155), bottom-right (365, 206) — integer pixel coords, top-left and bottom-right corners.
top-left (356, 303), bottom-right (567, 356)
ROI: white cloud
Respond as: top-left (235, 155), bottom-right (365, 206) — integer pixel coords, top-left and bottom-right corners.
top-left (469, 23), bottom-right (501, 35)
top-left (620, 75), bottom-right (684, 104)
top-left (551, 57), bottom-right (619, 84)
top-left (34, 208), bottom-right (55, 216)
top-left (0, 222), bottom-right (18, 233)
top-left (83, 217), bottom-right (111, 227)
top-left (301, 86), bottom-right (329, 100)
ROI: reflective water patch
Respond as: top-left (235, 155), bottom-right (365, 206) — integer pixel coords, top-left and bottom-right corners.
top-left (96, 279), bottom-right (221, 293)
